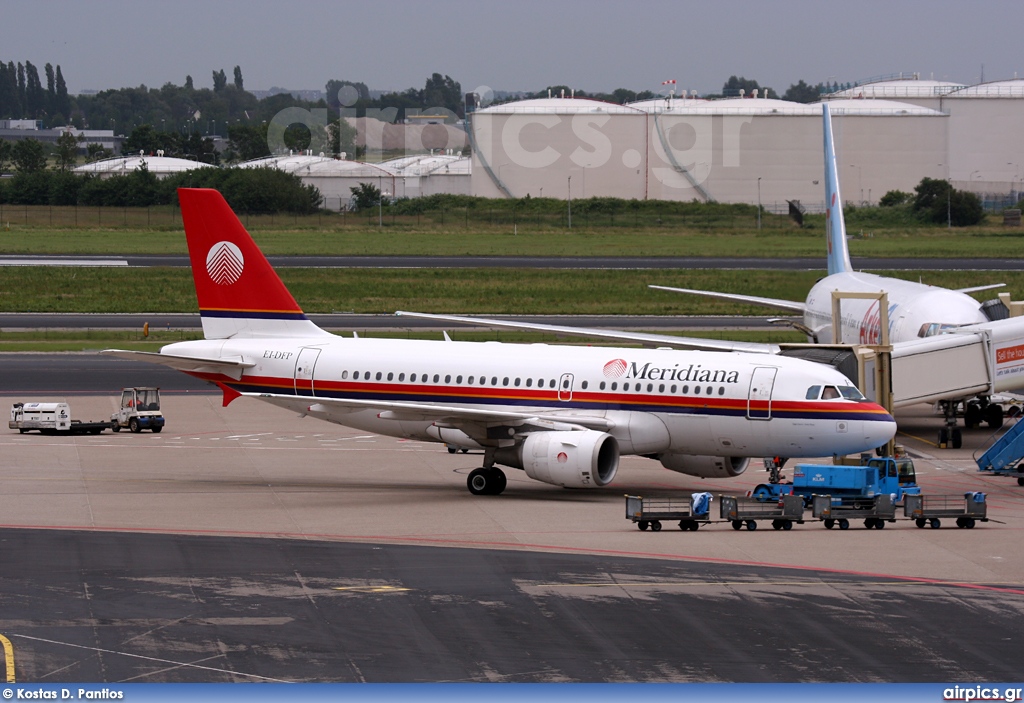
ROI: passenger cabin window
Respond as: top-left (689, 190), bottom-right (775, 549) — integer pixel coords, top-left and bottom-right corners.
top-left (581, 380), bottom-right (589, 389)
top-left (342, 370), bottom-right (349, 380)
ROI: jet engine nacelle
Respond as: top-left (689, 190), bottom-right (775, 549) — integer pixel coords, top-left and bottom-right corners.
top-left (493, 430), bottom-right (619, 488)
top-left (658, 453), bottom-right (749, 478)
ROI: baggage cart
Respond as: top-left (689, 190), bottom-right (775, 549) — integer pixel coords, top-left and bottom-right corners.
top-left (720, 494), bottom-right (805, 531)
top-left (903, 493), bottom-right (988, 529)
top-left (812, 493), bottom-right (896, 530)
top-left (625, 493), bottom-right (712, 532)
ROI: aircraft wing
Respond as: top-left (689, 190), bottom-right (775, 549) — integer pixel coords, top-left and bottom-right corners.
top-left (247, 391), bottom-right (615, 433)
top-left (100, 349), bottom-right (256, 380)
top-left (955, 283), bottom-right (1005, 294)
top-left (648, 285), bottom-right (807, 313)
top-left (393, 311), bottom-right (778, 354)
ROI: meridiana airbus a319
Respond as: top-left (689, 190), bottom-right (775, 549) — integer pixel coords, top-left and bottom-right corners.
top-left (102, 188), bottom-right (895, 495)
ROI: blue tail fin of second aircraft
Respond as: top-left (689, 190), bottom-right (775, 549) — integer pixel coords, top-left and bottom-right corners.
top-left (823, 103), bottom-right (853, 276)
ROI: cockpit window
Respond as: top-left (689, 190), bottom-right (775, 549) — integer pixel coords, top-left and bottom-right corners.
top-left (805, 385), bottom-right (821, 400)
top-left (821, 386), bottom-right (841, 400)
top-left (838, 386), bottom-right (866, 401)
top-left (919, 322), bottom-right (966, 338)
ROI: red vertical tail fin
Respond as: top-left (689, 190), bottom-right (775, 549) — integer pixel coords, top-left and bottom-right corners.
top-left (178, 188), bottom-right (328, 339)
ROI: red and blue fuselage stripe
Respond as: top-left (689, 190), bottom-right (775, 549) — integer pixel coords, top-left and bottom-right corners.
top-left (193, 373), bottom-right (895, 423)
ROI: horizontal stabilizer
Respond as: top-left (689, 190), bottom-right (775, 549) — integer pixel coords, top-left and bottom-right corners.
top-left (648, 285), bottom-right (807, 313)
top-left (394, 311), bottom-right (777, 354)
top-left (100, 349), bottom-right (255, 380)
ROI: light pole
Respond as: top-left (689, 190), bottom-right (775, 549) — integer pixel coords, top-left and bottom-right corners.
top-left (567, 175), bottom-right (572, 230)
top-left (947, 178), bottom-right (952, 229)
top-left (757, 177), bottom-right (762, 230)
top-left (378, 175), bottom-right (383, 227)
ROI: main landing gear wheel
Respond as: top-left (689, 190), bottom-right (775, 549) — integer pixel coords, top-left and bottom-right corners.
top-left (987, 404), bottom-right (1005, 429)
top-left (467, 467), bottom-right (507, 496)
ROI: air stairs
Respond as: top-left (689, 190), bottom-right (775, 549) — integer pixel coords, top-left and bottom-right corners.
top-left (976, 417), bottom-right (1024, 485)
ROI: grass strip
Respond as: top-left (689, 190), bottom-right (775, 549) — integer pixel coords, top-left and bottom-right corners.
top-left (2, 267), bottom-right (1022, 315)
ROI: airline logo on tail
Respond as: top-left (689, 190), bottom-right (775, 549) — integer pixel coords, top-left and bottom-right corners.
top-left (206, 241), bottom-right (245, 285)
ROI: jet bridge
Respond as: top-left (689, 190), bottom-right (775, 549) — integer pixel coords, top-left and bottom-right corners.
top-left (780, 290), bottom-right (1024, 450)
top-left (782, 292), bottom-right (1024, 408)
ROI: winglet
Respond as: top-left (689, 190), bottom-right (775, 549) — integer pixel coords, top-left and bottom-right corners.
top-left (822, 104), bottom-right (853, 275)
top-left (215, 381), bottom-right (243, 407)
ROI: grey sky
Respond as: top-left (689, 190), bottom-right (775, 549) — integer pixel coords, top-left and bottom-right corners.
top-left (4, 0), bottom-right (1022, 97)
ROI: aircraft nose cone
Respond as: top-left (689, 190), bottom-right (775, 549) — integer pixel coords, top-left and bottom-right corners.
top-left (866, 406), bottom-right (898, 447)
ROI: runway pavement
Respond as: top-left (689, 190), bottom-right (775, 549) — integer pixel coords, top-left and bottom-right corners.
top-left (1, 387), bottom-right (1023, 683)
top-left (4, 254), bottom-right (1024, 269)
top-left (0, 313), bottom-right (795, 332)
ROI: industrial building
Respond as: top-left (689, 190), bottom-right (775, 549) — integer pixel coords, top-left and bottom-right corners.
top-left (828, 75), bottom-right (1024, 198)
top-left (73, 154), bottom-right (215, 177)
top-left (469, 94), bottom-right (947, 210)
top-left (35, 73), bottom-right (1024, 211)
top-left (235, 151), bottom-right (470, 210)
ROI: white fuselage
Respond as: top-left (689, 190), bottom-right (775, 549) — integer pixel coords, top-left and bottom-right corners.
top-left (164, 335), bottom-right (895, 459)
top-left (804, 271), bottom-right (988, 345)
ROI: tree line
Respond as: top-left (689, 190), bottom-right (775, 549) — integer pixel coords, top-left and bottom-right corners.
top-left (0, 57), bottom-right (866, 141)
top-left (0, 61), bottom-right (72, 124)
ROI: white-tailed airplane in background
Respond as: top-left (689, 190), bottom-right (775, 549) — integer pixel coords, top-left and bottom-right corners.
top-left (650, 103), bottom-right (1024, 447)
top-left (400, 104), bottom-right (1024, 450)
top-left (101, 188), bottom-right (895, 496)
